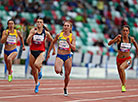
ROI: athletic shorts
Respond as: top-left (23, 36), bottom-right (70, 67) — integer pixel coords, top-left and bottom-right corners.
top-left (116, 56), bottom-right (131, 64)
top-left (57, 54), bottom-right (72, 62)
top-left (4, 48), bottom-right (17, 56)
top-left (31, 50), bottom-right (43, 59)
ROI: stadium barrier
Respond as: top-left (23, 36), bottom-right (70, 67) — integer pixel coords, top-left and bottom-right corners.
top-left (0, 46), bottom-right (138, 79)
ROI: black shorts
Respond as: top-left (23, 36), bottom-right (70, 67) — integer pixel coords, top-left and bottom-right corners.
top-left (31, 50), bottom-right (43, 59)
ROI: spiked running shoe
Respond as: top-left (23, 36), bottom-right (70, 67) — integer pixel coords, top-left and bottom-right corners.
top-left (64, 88), bottom-right (68, 96)
top-left (8, 75), bottom-right (12, 82)
top-left (122, 85), bottom-right (126, 92)
top-left (35, 82), bottom-right (40, 93)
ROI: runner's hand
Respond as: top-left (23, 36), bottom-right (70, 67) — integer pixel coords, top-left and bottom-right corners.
top-left (22, 46), bottom-right (26, 51)
top-left (31, 27), bottom-right (37, 36)
top-left (136, 50), bottom-right (138, 57)
top-left (46, 53), bottom-right (50, 61)
top-left (6, 30), bottom-right (10, 36)
top-left (117, 34), bottom-right (121, 39)
top-left (66, 38), bottom-right (70, 44)
top-left (52, 50), bottom-right (56, 55)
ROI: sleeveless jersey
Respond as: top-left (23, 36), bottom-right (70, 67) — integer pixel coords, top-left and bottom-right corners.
top-left (118, 36), bottom-right (132, 52)
top-left (58, 32), bottom-right (72, 51)
top-left (6, 29), bottom-right (18, 45)
top-left (30, 29), bottom-right (47, 51)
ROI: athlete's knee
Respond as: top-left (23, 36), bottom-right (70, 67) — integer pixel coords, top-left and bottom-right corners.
top-left (65, 72), bottom-right (70, 78)
top-left (31, 69), bottom-right (36, 75)
top-left (34, 63), bottom-right (41, 69)
top-left (55, 67), bottom-right (62, 74)
top-left (54, 65), bottom-right (61, 74)
top-left (7, 57), bottom-right (12, 63)
top-left (120, 66), bottom-right (124, 71)
top-left (55, 69), bottom-right (61, 74)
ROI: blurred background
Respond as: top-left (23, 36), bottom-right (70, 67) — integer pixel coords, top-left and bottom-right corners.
top-left (0, 0), bottom-right (138, 79)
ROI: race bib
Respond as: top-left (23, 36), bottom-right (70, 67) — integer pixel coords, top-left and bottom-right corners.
top-left (59, 40), bottom-right (69, 50)
top-left (33, 34), bottom-right (44, 44)
top-left (6, 35), bottom-right (16, 45)
top-left (120, 43), bottom-right (131, 52)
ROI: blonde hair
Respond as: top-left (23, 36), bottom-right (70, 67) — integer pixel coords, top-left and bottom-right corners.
top-left (61, 20), bottom-right (72, 33)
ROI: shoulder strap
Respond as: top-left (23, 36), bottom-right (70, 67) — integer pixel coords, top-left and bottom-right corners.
top-left (43, 29), bottom-right (47, 39)
top-left (128, 36), bottom-right (131, 43)
top-left (120, 36), bottom-right (123, 42)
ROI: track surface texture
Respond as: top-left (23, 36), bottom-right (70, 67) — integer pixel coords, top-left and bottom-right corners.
top-left (0, 79), bottom-right (138, 102)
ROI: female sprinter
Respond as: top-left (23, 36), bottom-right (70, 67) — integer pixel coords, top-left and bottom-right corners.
top-left (1, 19), bottom-right (25, 82)
top-left (26, 18), bottom-right (55, 93)
top-left (108, 25), bottom-right (138, 92)
top-left (47, 21), bottom-right (76, 96)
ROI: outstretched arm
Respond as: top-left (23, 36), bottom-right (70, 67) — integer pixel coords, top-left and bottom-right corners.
top-left (131, 37), bottom-right (138, 56)
top-left (1, 30), bottom-right (9, 43)
top-left (17, 30), bottom-right (25, 50)
top-left (46, 34), bottom-right (59, 60)
top-left (26, 28), bottom-right (35, 45)
top-left (46, 31), bottom-right (55, 55)
top-left (108, 34), bottom-right (121, 45)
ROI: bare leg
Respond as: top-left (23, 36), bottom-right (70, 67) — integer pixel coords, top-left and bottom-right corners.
top-left (117, 59), bottom-right (132, 86)
top-left (29, 54), bottom-right (38, 84)
top-left (64, 57), bottom-right (72, 89)
top-left (54, 57), bottom-right (64, 74)
top-left (4, 52), bottom-right (17, 75)
top-left (34, 52), bottom-right (45, 80)
top-left (34, 52), bottom-right (45, 72)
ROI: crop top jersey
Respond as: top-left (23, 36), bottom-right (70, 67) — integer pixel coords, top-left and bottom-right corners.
top-left (6, 29), bottom-right (18, 45)
top-left (117, 36), bottom-right (132, 52)
top-left (58, 32), bottom-right (72, 51)
top-left (30, 29), bottom-right (47, 51)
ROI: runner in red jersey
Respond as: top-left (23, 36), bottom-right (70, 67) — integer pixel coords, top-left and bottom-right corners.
top-left (27, 18), bottom-right (55, 93)
top-left (108, 25), bottom-right (138, 92)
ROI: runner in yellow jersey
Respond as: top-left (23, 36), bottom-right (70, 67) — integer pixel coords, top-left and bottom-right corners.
top-left (1, 19), bottom-right (25, 82)
top-left (47, 21), bottom-right (76, 96)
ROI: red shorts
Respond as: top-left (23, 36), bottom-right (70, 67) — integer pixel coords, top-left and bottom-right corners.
top-left (116, 56), bottom-right (131, 64)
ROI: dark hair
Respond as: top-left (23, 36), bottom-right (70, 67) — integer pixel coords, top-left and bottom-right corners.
top-left (7, 19), bottom-right (15, 29)
top-left (36, 17), bottom-right (49, 32)
top-left (7, 19), bottom-right (15, 25)
top-left (122, 25), bottom-right (130, 30)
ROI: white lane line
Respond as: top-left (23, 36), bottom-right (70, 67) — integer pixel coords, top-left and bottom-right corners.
top-left (0, 80), bottom-right (137, 86)
top-left (0, 83), bottom-right (63, 87)
top-left (0, 82), bottom-right (121, 87)
top-left (0, 80), bottom-right (62, 84)
top-left (0, 85), bottom-right (120, 92)
top-left (66, 94), bottom-right (138, 102)
top-left (0, 84), bottom-right (138, 93)
top-left (0, 88), bottom-right (138, 99)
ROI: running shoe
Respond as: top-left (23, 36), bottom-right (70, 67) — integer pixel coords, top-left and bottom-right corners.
top-left (64, 88), bottom-right (68, 96)
top-left (8, 75), bottom-right (12, 82)
top-left (122, 85), bottom-right (126, 92)
top-left (35, 82), bottom-right (40, 93)
top-left (38, 70), bottom-right (42, 80)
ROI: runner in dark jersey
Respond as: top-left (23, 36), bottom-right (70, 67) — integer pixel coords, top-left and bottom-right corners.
top-left (26, 18), bottom-right (55, 93)
top-left (108, 25), bottom-right (138, 92)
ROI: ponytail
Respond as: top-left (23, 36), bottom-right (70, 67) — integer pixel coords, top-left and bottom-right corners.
top-left (43, 25), bottom-right (49, 32)
top-left (36, 17), bottom-right (50, 34)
